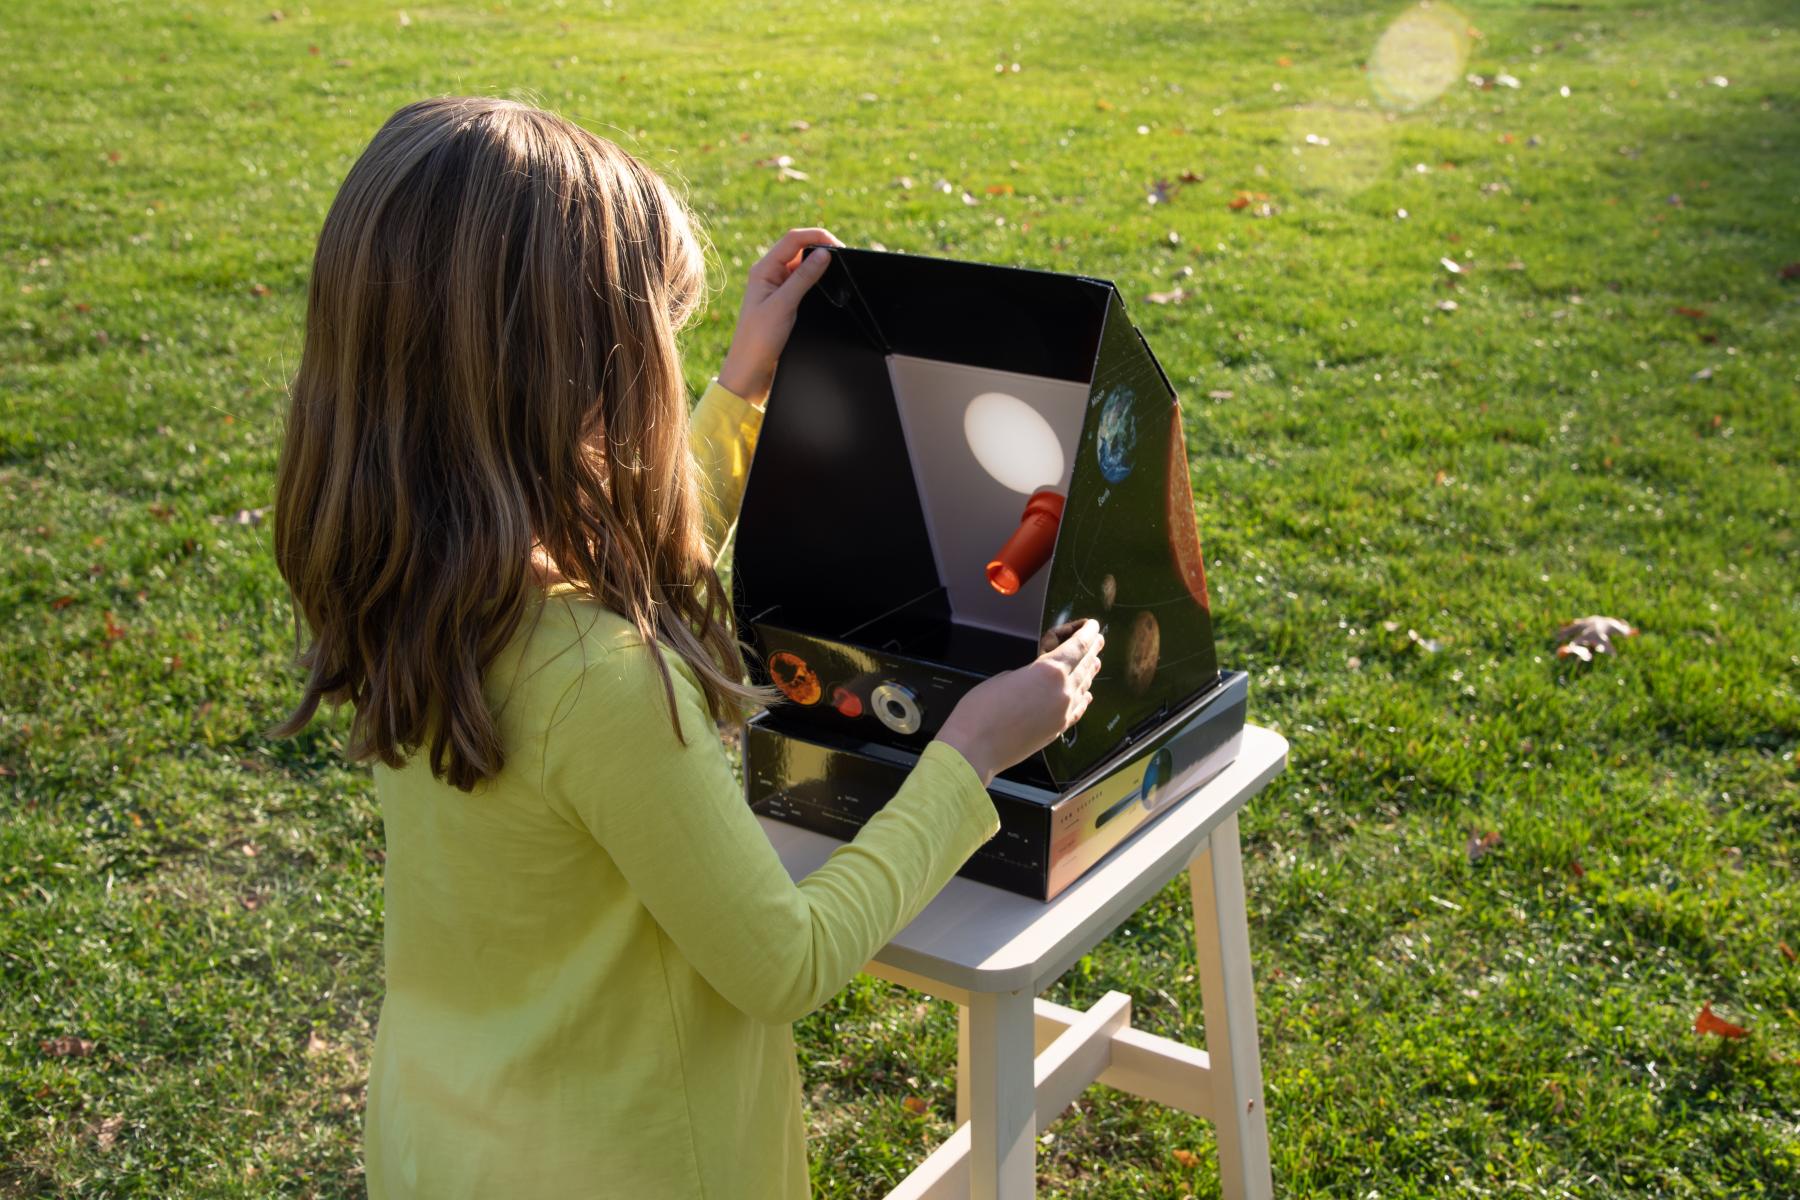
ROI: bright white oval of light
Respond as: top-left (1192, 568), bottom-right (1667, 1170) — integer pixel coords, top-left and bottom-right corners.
top-left (963, 391), bottom-right (1065, 495)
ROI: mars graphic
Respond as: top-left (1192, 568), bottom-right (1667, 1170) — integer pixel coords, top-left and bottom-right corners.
top-left (1125, 610), bottom-right (1160, 695)
top-left (1095, 386), bottom-right (1138, 483)
top-left (768, 652), bottom-right (822, 706)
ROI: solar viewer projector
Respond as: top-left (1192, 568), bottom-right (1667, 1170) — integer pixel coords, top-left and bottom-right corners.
top-left (734, 248), bottom-right (1248, 901)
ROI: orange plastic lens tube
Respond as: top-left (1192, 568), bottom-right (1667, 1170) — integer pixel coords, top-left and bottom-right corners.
top-left (986, 489), bottom-right (1065, 596)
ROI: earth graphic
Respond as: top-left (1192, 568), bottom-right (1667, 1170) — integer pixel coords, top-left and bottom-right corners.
top-left (1095, 387), bottom-right (1138, 484)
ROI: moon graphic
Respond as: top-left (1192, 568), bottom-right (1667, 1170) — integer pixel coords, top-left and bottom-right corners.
top-left (1125, 611), bottom-right (1160, 695)
top-left (768, 652), bottom-right (822, 706)
top-left (1100, 574), bottom-right (1117, 610)
top-left (1165, 407), bottom-right (1210, 610)
top-left (1095, 386), bottom-right (1138, 484)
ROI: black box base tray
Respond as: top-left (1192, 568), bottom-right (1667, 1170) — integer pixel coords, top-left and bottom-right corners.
top-left (747, 670), bottom-right (1249, 901)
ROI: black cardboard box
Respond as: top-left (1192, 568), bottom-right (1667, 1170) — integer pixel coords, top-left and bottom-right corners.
top-left (734, 248), bottom-right (1247, 901)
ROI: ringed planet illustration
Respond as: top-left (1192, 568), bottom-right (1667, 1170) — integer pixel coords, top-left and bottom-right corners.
top-left (768, 652), bottom-right (822, 705)
top-left (1095, 386), bottom-right (1139, 483)
top-left (1125, 610), bottom-right (1160, 695)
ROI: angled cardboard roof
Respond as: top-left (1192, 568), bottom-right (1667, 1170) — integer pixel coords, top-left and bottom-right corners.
top-left (733, 247), bottom-right (1218, 788)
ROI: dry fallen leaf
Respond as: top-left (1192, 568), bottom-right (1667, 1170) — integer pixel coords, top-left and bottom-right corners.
top-left (1779, 262), bottom-right (1800, 281)
top-left (103, 611), bottom-right (126, 642)
top-left (1145, 287), bottom-right (1190, 305)
top-left (1467, 830), bottom-right (1502, 862)
top-left (1556, 615), bottom-right (1636, 660)
top-left (1694, 1003), bottom-right (1748, 1039)
top-left (901, 1095), bottom-right (929, 1115)
top-left (1172, 1148), bottom-right (1201, 1169)
top-left (42, 1035), bottom-right (96, 1058)
top-left (1779, 942), bottom-right (1796, 963)
top-left (1673, 306), bottom-right (1707, 319)
top-left (94, 1115), bottom-right (124, 1153)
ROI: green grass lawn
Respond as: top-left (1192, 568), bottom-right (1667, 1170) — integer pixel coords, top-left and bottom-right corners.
top-left (3, 0), bottom-right (1797, 1194)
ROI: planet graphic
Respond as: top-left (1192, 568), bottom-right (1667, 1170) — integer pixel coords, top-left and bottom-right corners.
top-left (1139, 746), bottom-right (1175, 813)
top-left (1095, 386), bottom-right (1138, 484)
top-left (1125, 610), bottom-right (1160, 695)
top-left (768, 652), bottom-right (822, 706)
top-left (1100, 574), bottom-right (1117, 610)
top-left (1164, 407), bottom-right (1210, 610)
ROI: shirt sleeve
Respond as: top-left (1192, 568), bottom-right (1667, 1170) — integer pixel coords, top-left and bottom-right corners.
top-left (543, 638), bottom-right (1000, 1026)
top-left (689, 378), bottom-right (763, 569)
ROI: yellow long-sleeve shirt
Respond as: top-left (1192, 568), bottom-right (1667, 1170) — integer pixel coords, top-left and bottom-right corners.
top-left (364, 380), bottom-right (1000, 1198)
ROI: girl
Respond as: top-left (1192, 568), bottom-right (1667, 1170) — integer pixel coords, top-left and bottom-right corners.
top-left (274, 96), bottom-right (1103, 1198)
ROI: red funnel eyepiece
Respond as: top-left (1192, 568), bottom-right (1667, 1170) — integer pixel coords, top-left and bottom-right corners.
top-left (986, 489), bottom-right (1065, 596)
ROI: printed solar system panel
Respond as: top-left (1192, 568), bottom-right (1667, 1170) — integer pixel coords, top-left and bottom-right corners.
top-left (734, 247), bottom-right (1248, 901)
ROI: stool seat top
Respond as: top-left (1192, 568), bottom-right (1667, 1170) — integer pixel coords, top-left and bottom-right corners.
top-left (759, 724), bottom-right (1288, 993)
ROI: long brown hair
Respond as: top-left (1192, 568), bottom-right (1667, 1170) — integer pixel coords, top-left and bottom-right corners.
top-left (273, 96), bottom-right (760, 791)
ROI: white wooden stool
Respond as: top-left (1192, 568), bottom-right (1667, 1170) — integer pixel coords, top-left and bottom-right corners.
top-left (761, 724), bottom-right (1289, 1200)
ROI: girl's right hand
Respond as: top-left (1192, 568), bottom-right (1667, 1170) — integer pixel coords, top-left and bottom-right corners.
top-left (935, 620), bottom-right (1104, 787)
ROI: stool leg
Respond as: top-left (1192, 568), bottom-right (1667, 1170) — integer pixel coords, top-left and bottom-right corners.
top-left (956, 1004), bottom-right (971, 1127)
top-left (965, 988), bottom-right (1036, 1200)
top-left (1190, 813), bottom-right (1273, 1200)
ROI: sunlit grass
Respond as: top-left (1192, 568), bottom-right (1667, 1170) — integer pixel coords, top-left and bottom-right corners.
top-left (2, 1), bottom-right (1796, 1195)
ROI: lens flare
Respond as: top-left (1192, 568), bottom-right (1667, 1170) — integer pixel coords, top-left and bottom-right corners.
top-left (1285, 104), bottom-right (1393, 196)
top-left (1369, 2), bottom-right (1471, 111)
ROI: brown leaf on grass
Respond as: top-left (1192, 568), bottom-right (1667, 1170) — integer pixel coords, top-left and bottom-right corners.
top-left (1172, 1148), bottom-right (1201, 1168)
top-left (42, 1036), bottom-right (95, 1058)
top-left (1779, 941), bottom-right (1796, 963)
top-left (103, 612), bottom-right (126, 642)
top-left (1179, 169), bottom-right (1203, 183)
top-left (901, 1095), bottom-right (929, 1115)
top-left (1145, 287), bottom-right (1191, 305)
top-left (1095, 98), bottom-right (1114, 111)
top-left (305, 1030), bottom-right (331, 1056)
top-left (1228, 195), bottom-right (1250, 210)
top-left (1466, 830), bottom-right (1502, 862)
top-left (1568, 860), bottom-right (1586, 878)
top-left (1694, 1003), bottom-right (1748, 1039)
top-left (51, 595), bottom-right (76, 610)
top-left (1779, 262), bottom-right (1800, 281)
top-left (249, 283), bottom-right (271, 297)
top-left (984, 183), bottom-right (1014, 195)
top-left (1555, 615), bottom-right (1637, 660)
top-left (1673, 306), bottom-right (1707, 319)
top-left (94, 1115), bottom-right (124, 1153)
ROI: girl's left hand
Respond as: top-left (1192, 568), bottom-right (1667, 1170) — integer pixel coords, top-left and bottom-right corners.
top-left (717, 227), bottom-right (844, 408)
